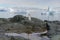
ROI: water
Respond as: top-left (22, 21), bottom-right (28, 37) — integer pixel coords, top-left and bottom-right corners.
top-left (4, 31), bottom-right (50, 40)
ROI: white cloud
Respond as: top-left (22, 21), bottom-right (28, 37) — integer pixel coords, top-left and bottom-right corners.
top-left (0, 0), bottom-right (60, 9)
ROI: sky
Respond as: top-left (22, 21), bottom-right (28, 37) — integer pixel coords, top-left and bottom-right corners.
top-left (0, 0), bottom-right (60, 8)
